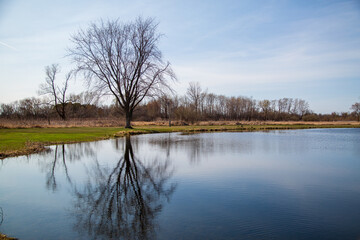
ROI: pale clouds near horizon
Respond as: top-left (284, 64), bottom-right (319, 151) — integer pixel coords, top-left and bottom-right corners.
top-left (0, 0), bottom-right (359, 113)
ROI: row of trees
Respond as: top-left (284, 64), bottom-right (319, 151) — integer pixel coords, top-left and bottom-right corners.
top-left (0, 95), bottom-right (112, 121)
top-left (1, 81), bottom-right (359, 122)
top-left (133, 83), bottom-right (360, 122)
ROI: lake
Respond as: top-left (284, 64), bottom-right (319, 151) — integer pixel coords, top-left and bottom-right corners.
top-left (0, 128), bottom-right (359, 239)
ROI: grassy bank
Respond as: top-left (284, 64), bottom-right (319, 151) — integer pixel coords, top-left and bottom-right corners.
top-left (1, 122), bottom-right (359, 159)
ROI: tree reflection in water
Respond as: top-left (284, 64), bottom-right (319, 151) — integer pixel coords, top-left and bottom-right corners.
top-left (46, 145), bottom-right (71, 191)
top-left (0, 207), bottom-right (3, 226)
top-left (72, 136), bottom-right (176, 240)
top-left (37, 142), bottom-right (96, 191)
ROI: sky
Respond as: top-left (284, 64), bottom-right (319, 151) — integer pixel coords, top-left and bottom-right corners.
top-left (0, 0), bottom-right (359, 114)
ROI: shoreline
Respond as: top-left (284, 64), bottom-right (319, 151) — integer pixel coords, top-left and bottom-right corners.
top-left (1, 122), bottom-right (359, 159)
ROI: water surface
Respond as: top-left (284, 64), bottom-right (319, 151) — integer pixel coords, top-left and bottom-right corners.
top-left (0, 128), bottom-right (359, 239)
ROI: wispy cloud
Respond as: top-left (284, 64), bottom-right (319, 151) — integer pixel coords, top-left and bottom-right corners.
top-left (0, 40), bottom-right (18, 51)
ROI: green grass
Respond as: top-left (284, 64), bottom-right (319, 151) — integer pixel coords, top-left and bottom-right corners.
top-left (0, 124), bottom-right (359, 158)
top-left (0, 127), bottom-right (124, 157)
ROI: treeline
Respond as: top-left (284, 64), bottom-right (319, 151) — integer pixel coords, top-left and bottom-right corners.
top-left (1, 83), bottom-right (359, 122)
top-left (0, 93), bottom-right (116, 122)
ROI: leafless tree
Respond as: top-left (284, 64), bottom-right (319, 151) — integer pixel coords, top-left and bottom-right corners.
top-left (351, 102), bottom-right (360, 121)
top-left (258, 99), bottom-right (271, 120)
top-left (0, 103), bottom-right (14, 118)
top-left (69, 91), bottom-right (101, 106)
top-left (160, 94), bottom-right (177, 126)
top-left (204, 93), bottom-right (216, 118)
top-left (216, 95), bottom-right (227, 117)
top-left (68, 17), bottom-right (176, 128)
top-left (277, 98), bottom-right (289, 119)
top-left (38, 64), bottom-right (71, 120)
top-left (17, 97), bottom-right (43, 119)
top-left (297, 99), bottom-right (310, 119)
top-left (186, 82), bottom-right (206, 116)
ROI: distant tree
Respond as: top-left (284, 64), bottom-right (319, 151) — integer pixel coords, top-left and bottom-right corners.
top-left (258, 99), bottom-right (271, 120)
top-left (18, 97), bottom-right (42, 119)
top-left (277, 98), bottom-right (287, 114)
top-left (245, 97), bottom-right (257, 121)
top-left (38, 64), bottom-right (71, 120)
top-left (215, 95), bottom-right (227, 118)
top-left (38, 97), bottom-right (54, 124)
top-left (143, 99), bottom-right (161, 120)
top-left (0, 103), bottom-right (15, 118)
top-left (351, 102), bottom-right (360, 121)
top-left (68, 17), bottom-right (176, 128)
top-left (297, 99), bottom-right (310, 119)
top-left (69, 91), bottom-right (100, 106)
top-left (160, 94), bottom-right (177, 126)
top-left (204, 93), bottom-right (216, 118)
top-left (186, 82), bottom-right (206, 117)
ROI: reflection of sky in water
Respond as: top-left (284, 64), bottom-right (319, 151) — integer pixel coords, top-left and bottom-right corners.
top-left (0, 128), bottom-right (359, 239)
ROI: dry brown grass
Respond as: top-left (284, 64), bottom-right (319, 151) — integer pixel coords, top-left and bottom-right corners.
top-left (0, 118), bottom-right (359, 129)
top-left (0, 118), bottom-right (125, 128)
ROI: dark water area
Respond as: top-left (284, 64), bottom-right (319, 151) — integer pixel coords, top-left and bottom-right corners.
top-left (0, 128), bottom-right (360, 239)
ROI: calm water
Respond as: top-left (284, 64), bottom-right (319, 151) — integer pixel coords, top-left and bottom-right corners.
top-left (0, 128), bottom-right (360, 239)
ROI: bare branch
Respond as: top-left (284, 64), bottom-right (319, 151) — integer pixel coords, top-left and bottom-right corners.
top-left (38, 64), bottom-right (72, 120)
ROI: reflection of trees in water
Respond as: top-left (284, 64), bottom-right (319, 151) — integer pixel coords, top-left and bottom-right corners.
top-left (0, 207), bottom-right (3, 226)
top-left (0, 160), bottom-right (4, 172)
top-left (72, 136), bottom-right (176, 240)
top-left (0, 207), bottom-right (17, 240)
top-left (37, 142), bottom-right (97, 191)
top-left (148, 133), bottom-right (259, 163)
top-left (147, 133), bottom-right (214, 164)
top-left (45, 145), bottom-right (71, 191)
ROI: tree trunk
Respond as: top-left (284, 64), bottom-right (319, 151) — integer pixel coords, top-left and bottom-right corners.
top-left (168, 111), bottom-right (172, 127)
top-left (168, 104), bottom-right (172, 127)
top-left (61, 103), bottom-right (66, 121)
top-left (55, 104), bottom-right (66, 121)
top-left (125, 110), bottom-right (133, 129)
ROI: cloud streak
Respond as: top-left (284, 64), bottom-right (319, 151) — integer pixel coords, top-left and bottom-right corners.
top-left (0, 40), bottom-right (18, 51)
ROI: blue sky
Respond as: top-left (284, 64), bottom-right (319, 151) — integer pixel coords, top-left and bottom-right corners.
top-left (0, 0), bottom-right (359, 113)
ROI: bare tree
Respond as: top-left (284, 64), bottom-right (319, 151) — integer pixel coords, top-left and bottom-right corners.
top-left (0, 103), bottom-right (15, 118)
top-left (351, 102), bottom-right (360, 121)
top-left (186, 82), bottom-right (206, 116)
top-left (204, 93), bottom-right (216, 118)
top-left (297, 99), bottom-right (310, 119)
top-left (38, 64), bottom-right (71, 120)
top-left (68, 17), bottom-right (176, 128)
top-left (160, 94), bottom-right (177, 127)
top-left (258, 99), bottom-right (271, 120)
